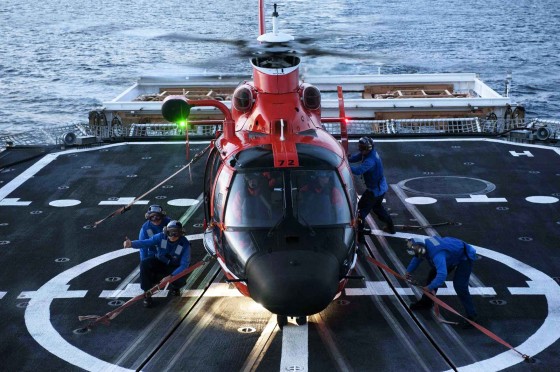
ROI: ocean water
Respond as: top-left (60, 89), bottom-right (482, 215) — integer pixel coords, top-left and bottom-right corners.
top-left (1, 0), bottom-right (559, 135)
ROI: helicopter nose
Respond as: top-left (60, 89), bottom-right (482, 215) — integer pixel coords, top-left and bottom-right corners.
top-left (246, 250), bottom-right (340, 316)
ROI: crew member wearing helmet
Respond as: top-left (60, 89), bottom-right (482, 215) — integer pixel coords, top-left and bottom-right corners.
top-left (405, 236), bottom-right (478, 326)
top-left (348, 137), bottom-right (395, 239)
top-left (298, 170), bottom-right (344, 225)
top-left (231, 172), bottom-right (273, 223)
top-left (124, 220), bottom-right (191, 307)
top-left (138, 205), bottom-right (171, 262)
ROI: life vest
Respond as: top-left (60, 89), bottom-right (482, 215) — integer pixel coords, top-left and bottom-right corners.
top-left (157, 236), bottom-right (185, 264)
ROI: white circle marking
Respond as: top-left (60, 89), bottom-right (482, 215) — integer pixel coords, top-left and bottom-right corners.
top-left (167, 198), bottom-right (200, 207)
top-left (405, 197), bottom-right (438, 205)
top-left (25, 233), bottom-right (559, 371)
top-left (525, 196), bottom-right (559, 204)
top-left (49, 199), bottom-right (82, 207)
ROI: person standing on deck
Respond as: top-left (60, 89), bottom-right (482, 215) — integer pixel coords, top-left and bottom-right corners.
top-left (348, 137), bottom-right (395, 241)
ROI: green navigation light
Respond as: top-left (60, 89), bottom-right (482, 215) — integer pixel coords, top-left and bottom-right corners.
top-left (162, 98), bottom-right (192, 124)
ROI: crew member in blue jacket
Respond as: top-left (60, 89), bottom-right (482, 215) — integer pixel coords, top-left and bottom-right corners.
top-left (124, 220), bottom-right (191, 307)
top-left (138, 205), bottom-right (171, 261)
top-left (405, 236), bottom-right (478, 325)
top-left (348, 137), bottom-right (395, 239)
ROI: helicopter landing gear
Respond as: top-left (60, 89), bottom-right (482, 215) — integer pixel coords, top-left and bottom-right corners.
top-left (277, 314), bottom-right (288, 329)
top-left (295, 316), bottom-right (307, 326)
top-left (277, 315), bottom-right (307, 328)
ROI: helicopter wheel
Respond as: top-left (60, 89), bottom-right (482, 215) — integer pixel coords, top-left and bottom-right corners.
top-left (295, 316), bottom-right (307, 326)
top-left (277, 314), bottom-right (288, 329)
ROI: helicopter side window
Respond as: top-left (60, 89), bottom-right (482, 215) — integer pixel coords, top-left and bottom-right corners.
top-left (224, 171), bottom-right (284, 228)
top-left (339, 164), bottom-right (358, 213)
top-left (222, 231), bottom-right (255, 277)
top-left (292, 170), bottom-right (351, 226)
top-left (213, 171), bottom-right (231, 223)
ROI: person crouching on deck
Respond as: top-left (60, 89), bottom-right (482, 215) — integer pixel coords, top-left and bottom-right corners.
top-left (405, 236), bottom-right (478, 328)
top-left (138, 204), bottom-right (171, 262)
top-left (124, 220), bottom-right (191, 308)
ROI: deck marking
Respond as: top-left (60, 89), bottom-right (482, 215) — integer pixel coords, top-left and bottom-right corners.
top-left (185, 233), bottom-right (203, 241)
top-left (99, 283), bottom-right (168, 298)
top-left (449, 246), bottom-right (560, 371)
top-left (98, 197), bottom-right (149, 205)
top-left (49, 199), bottom-right (81, 207)
top-left (168, 198), bottom-right (200, 206)
top-left (0, 142), bottom-right (192, 201)
top-left (16, 140), bottom-right (560, 370)
top-left (345, 281), bottom-right (496, 297)
top-left (509, 150), bottom-right (534, 157)
top-left (0, 154), bottom-right (58, 200)
top-left (24, 249), bottom-right (136, 372)
top-left (456, 195), bottom-right (507, 203)
top-left (346, 281), bottom-right (415, 296)
top-left (390, 233), bottom-right (560, 372)
top-left (183, 283), bottom-right (243, 297)
top-left (0, 198), bottom-right (32, 206)
top-left (509, 280), bottom-right (559, 295)
top-left (240, 316), bottom-right (278, 372)
top-left (21, 233), bottom-right (560, 371)
top-left (405, 196), bottom-right (437, 205)
top-left (280, 323), bottom-right (308, 372)
top-left (98, 282), bottom-right (243, 298)
top-left (525, 196), bottom-right (559, 204)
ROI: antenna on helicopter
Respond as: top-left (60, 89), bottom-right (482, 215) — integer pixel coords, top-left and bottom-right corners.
top-left (257, 3), bottom-right (294, 43)
top-left (272, 4), bottom-right (279, 35)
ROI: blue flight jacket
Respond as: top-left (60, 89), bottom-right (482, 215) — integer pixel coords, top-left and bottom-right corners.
top-left (138, 216), bottom-right (171, 261)
top-left (131, 233), bottom-right (191, 276)
top-left (348, 149), bottom-right (388, 196)
top-left (406, 236), bottom-right (477, 291)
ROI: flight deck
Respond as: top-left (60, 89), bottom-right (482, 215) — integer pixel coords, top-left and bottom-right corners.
top-left (1, 139), bottom-right (559, 371)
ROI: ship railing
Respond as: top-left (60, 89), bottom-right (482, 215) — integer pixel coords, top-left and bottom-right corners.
top-left (0, 123), bottom-right (91, 147)
top-left (85, 123), bottom-right (216, 138)
top-left (2, 118), bottom-right (560, 150)
top-left (324, 117), bottom-right (483, 135)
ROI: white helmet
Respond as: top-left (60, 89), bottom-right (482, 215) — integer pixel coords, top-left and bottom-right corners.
top-left (164, 220), bottom-right (184, 237)
top-left (406, 238), bottom-right (426, 257)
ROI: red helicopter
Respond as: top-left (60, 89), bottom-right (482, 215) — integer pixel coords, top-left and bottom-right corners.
top-left (161, 1), bottom-right (358, 327)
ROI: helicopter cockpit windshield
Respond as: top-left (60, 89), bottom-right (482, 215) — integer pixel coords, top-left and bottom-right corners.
top-left (224, 170), bottom-right (284, 228)
top-left (224, 169), bottom-right (350, 228)
top-left (292, 170), bottom-right (351, 226)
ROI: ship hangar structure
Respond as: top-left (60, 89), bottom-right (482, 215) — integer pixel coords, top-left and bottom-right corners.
top-left (1, 73), bottom-right (560, 370)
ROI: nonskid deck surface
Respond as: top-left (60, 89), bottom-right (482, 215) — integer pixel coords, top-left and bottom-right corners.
top-left (0, 139), bottom-right (559, 371)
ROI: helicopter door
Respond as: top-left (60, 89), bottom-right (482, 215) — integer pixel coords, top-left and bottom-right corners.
top-left (203, 147), bottom-right (221, 224)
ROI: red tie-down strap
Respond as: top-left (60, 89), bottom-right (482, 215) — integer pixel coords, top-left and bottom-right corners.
top-left (364, 256), bottom-right (533, 362)
top-left (79, 260), bottom-right (206, 330)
